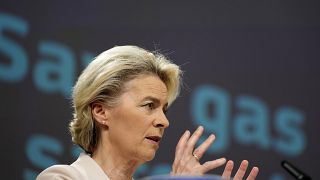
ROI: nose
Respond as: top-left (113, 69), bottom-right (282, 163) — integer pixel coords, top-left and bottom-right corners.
top-left (153, 111), bottom-right (169, 128)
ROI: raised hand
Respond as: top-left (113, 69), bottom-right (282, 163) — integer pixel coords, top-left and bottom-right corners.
top-left (171, 126), bottom-right (259, 179)
top-left (171, 126), bottom-right (226, 175)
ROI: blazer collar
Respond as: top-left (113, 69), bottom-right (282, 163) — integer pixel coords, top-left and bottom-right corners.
top-left (71, 153), bottom-right (110, 180)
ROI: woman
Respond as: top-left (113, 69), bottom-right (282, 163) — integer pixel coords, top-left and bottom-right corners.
top-left (37, 45), bottom-right (259, 180)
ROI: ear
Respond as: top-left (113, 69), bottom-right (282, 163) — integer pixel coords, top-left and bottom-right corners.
top-left (91, 102), bottom-right (110, 126)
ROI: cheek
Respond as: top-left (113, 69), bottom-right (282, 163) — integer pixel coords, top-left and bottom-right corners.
top-left (109, 104), bottom-right (155, 139)
top-left (119, 108), bottom-right (151, 128)
top-left (111, 110), bottom-right (149, 140)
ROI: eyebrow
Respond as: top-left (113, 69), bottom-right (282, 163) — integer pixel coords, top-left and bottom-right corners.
top-left (142, 96), bottom-right (168, 109)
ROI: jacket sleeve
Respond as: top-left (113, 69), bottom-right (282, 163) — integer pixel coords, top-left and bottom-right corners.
top-left (36, 165), bottom-right (84, 180)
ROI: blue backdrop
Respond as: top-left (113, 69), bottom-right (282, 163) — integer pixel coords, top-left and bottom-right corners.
top-left (1, 1), bottom-right (319, 179)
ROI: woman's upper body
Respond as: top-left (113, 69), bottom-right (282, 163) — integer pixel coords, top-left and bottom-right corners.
top-left (37, 45), bottom-right (259, 180)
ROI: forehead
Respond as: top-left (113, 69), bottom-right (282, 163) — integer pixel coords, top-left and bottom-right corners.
top-left (123, 74), bottom-right (168, 101)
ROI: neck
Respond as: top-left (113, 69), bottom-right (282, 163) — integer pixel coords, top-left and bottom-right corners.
top-left (91, 140), bottom-right (142, 180)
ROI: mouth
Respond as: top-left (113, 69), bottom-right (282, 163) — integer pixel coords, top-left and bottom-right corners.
top-left (145, 136), bottom-right (161, 144)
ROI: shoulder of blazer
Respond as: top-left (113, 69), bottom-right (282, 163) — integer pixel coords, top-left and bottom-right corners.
top-left (36, 164), bottom-right (84, 180)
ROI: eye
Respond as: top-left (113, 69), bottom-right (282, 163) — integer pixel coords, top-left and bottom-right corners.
top-left (143, 102), bottom-right (155, 110)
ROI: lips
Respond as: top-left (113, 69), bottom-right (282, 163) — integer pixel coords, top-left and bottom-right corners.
top-left (145, 136), bottom-right (161, 143)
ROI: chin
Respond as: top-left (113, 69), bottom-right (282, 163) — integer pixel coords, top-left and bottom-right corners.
top-left (141, 149), bottom-right (157, 162)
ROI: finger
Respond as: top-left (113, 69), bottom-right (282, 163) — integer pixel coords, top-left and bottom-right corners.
top-left (185, 126), bottom-right (204, 155)
top-left (172, 130), bottom-right (190, 172)
top-left (193, 134), bottom-right (215, 160)
top-left (200, 158), bottom-right (226, 174)
top-left (246, 167), bottom-right (259, 180)
top-left (174, 130), bottom-right (191, 156)
top-left (234, 160), bottom-right (249, 180)
top-left (222, 160), bottom-right (234, 179)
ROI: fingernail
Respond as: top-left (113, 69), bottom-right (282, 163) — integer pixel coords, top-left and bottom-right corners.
top-left (198, 126), bottom-right (203, 130)
top-left (242, 160), bottom-right (249, 165)
top-left (228, 160), bottom-right (234, 165)
top-left (220, 157), bottom-right (227, 163)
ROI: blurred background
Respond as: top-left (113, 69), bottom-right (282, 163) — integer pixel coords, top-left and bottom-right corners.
top-left (1, 1), bottom-right (320, 179)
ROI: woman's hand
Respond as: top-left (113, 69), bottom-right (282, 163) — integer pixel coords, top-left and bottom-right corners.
top-left (171, 126), bottom-right (226, 175)
top-left (222, 160), bottom-right (259, 180)
top-left (171, 126), bottom-right (259, 179)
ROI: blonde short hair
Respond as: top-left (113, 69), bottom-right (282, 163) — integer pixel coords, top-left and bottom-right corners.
top-left (69, 45), bottom-right (182, 153)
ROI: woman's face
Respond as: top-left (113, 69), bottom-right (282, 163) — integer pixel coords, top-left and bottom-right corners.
top-left (106, 74), bottom-right (170, 161)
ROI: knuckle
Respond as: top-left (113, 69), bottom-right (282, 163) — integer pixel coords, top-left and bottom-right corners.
top-left (194, 130), bottom-right (201, 136)
top-left (193, 149), bottom-right (200, 155)
top-left (173, 161), bottom-right (179, 167)
top-left (180, 159), bottom-right (187, 165)
top-left (176, 143), bottom-right (183, 149)
top-left (186, 143), bottom-right (194, 149)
